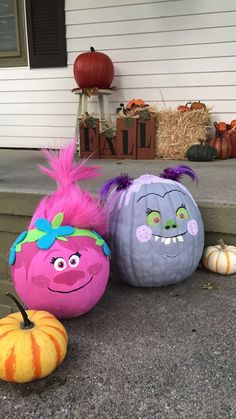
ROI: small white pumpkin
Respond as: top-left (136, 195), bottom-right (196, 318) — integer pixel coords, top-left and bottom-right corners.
top-left (203, 239), bottom-right (236, 274)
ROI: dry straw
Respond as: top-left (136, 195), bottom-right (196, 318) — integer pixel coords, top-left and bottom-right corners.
top-left (155, 108), bottom-right (211, 160)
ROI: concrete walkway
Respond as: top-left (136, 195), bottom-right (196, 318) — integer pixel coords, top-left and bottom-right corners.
top-left (0, 270), bottom-right (235, 419)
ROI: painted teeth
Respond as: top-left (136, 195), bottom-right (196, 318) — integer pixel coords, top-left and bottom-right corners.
top-left (153, 235), bottom-right (184, 244)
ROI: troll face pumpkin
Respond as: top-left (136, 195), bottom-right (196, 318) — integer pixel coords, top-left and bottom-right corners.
top-left (104, 173), bottom-right (204, 287)
top-left (10, 213), bottom-right (110, 319)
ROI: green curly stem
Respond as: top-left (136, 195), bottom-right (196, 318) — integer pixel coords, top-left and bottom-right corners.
top-left (6, 293), bottom-right (34, 329)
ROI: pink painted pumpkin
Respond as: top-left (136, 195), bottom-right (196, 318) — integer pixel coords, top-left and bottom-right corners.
top-left (9, 142), bottom-right (110, 319)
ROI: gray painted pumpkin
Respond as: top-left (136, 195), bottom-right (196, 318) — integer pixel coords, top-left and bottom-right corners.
top-left (102, 170), bottom-right (204, 287)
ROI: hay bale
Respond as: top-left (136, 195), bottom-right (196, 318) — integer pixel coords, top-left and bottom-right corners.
top-left (155, 108), bottom-right (211, 160)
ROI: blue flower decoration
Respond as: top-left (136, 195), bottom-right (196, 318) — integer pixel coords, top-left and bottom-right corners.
top-left (9, 231), bottom-right (27, 265)
top-left (91, 230), bottom-right (111, 257)
top-left (35, 218), bottom-right (74, 250)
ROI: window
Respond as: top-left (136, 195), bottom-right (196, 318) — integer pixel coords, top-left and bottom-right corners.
top-left (0, 0), bottom-right (67, 69)
top-left (0, 0), bottom-right (27, 67)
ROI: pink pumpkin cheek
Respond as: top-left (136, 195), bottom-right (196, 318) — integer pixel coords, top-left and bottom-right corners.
top-left (31, 275), bottom-right (50, 288)
top-left (136, 225), bottom-right (152, 243)
top-left (187, 219), bottom-right (198, 236)
top-left (88, 263), bottom-right (103, 276)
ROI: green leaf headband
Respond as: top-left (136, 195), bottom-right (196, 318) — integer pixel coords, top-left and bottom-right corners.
top-left (9, 212), bottom-right (111, 265)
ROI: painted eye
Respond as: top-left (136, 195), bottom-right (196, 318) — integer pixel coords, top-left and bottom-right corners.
top-left (53, 257), bottom-right (66, 272)
top-left (69, 253), bottom-right (80, 268)
top-left (176, 206), bottom-right (188, 220)
top-left (147, 210), bottom-right (161, 225)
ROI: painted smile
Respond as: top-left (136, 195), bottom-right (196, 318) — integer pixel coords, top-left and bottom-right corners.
top-left (48, 276), bottom-right (93, 294)
top-left (165, 254), bottom-right (180, 259)
top-left (152, 230), bottom-right (187, 245)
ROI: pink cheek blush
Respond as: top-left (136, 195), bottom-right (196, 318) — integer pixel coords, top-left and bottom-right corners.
top-left (87, 263), bottom-right (103, 276)
top-left (187, 219), bottom-right (198, 236)
top-left (136, 225), bottom-right (152, 243)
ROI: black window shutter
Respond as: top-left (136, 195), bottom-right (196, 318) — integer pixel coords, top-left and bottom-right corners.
top-left (26, 0), bottom-right (67, 68)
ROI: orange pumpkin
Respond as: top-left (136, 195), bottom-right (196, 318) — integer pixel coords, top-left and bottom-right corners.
top-left (230, 119), bottom-right (236, 130)
top-left (214, 121), bottom-right (227, 132)
top-left (208, 134), bottom-right (231, 159)
top-left (127, 98), bottom-right (145, 110)
top-left (190, 101), bottom-right (206, 110)
top-left (177, 102), bottom-right (191, 112)
top-left (0, 294), bottom-right (68, 383)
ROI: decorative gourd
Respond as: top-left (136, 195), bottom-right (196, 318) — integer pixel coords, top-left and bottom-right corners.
top-left (177, 102), bottom-right (191, 112)
top-left (214, 121), bottom-right (227, 132)
top-left (127, 98), bottom-right (146, 110)
top-left (10, 142), bottom-right (110, 319)
top-left (73, 47), bottom-right (114, 89)
top-left (186, 139), bottom-right (217, 161)
top-left (230, 119), bottom-right (236, 129)
top-left (190, 101), bottom-right (206, 110)
top-left (0, 293), bottom-right (68, 383)
top-left (208, 133), bottom-right (231, 159)
top-left (100, 167), bottom-right (204, 287)
top-left (202, 240), bottom-right (236, 274)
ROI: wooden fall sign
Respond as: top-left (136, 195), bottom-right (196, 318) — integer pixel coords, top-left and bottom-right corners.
top-left (79, 115), bottom-right (156, 159)
top-left (79, 118), bottom-right (99, 158)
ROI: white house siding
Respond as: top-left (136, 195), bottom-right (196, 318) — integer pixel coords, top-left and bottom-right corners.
top-left (0, 0), bottom-right (236, 148)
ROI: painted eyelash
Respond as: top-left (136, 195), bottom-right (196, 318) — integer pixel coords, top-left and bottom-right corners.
top-left (176, 203), bottom-right (187, 212)
top-left (50, 257), bottom-right (58, 265)
top-left (72, 251), bottom-right (81, 258)
top-left (146, 208), bottom-right (154, 215)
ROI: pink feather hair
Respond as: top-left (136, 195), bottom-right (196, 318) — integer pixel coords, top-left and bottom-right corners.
top-left (29, 141), bottom-right (107, 235)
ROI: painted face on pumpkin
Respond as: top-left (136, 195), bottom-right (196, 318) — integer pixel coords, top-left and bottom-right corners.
top-left (10, 214), bottom-right (110, 319)
top-left (107, 176), bottom-right (204, 287)
top-left (136, 188), bottom-right (199, 256)
top-left (11, 237), bottom-right (109, 319)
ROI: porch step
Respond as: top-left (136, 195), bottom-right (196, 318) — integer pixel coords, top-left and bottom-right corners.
top-left (0, 149), bottom-right (236, 315)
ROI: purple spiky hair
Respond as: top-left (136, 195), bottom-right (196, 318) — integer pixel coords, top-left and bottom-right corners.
top-left (100, 173), bottom-right (134, 200)
top-left (159, 165), bottom-right (197, 183)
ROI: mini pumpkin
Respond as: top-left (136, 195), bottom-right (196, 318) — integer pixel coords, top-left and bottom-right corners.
top-left (127, 98), bottom-right (146, 110)
top-left (230, 119), bottom-right (236, 130)
top-left (177, 102), bottom-right (191, 112)
top-left (186, 139), bottom-right (217, 161)
top-left (214, 121), bottom-right (227, 132)
top-left (101, 167), bottom-right (204, 287)
top-left (0, 294), bottom-right (68, 383)
top-left (202, 240), bottom-right (236, 274)
top-left (190, 101), bottom-right (206, 110)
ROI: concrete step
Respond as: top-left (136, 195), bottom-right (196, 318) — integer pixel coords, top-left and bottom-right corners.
top-left (0, 149), bottom-right (236, 315)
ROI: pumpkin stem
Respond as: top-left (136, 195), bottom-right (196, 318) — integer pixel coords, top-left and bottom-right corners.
top-left (6, 293), bottom-right (34, 329)
top-left (218, 239), bottom-right (227, 250)
top-left (198, 139), bottom-right (206, 145)
top-left (90, 47), bottom-right (95, 52)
